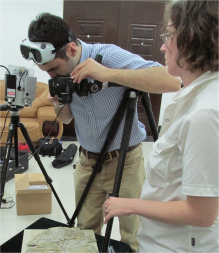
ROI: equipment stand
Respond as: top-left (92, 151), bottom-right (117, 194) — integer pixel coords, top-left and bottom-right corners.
top-left (0, 88), bottom-right (158, 252)
top-left (101, 90), bottom-right (139, 252)
top-left (0, 107), bottom-right (70, 223)
top-left (68, 89), bottom-right (158, 252)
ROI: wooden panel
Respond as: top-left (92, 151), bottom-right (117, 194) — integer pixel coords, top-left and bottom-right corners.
top-left (117, 1), bottom-right (166, 134)
top-left (129, 24), bottom-right (157, 60)
top-left (117, 1), bottom-right (166, 64)
top-left (63, 1), bottom-right (120, 44)
top-left (77, 20), bottom-right (106, 43)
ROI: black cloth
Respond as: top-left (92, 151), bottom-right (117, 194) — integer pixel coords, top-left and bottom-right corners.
top-left (0, 217), bottom-right (132, 252)
top-left (52, 143), bottom-right (77, 168)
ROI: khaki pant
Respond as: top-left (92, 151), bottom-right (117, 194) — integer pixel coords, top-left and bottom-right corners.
top-left (74, 144), bottom-right (145, 252)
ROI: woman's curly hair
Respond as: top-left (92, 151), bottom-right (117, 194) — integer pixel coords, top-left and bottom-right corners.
top-left (163, 0), bottom-right (218, 72)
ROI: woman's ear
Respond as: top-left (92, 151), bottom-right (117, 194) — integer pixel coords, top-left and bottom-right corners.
top-left (66, 42), bottom-right (77, 58)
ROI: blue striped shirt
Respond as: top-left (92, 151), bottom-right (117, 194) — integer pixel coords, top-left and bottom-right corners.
top-left (70, 40), bottom-right (161, 152)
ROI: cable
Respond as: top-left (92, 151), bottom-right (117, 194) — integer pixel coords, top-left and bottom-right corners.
top-left (18, 69), bottom-right (28, 90)
top-left (4, 104), bottom-right (66, 180)
top-left (0, 110), bottom-right (9, 140)
top-left (26, 104), bottom-right (64, 161)
top-left (1, 197), bottom-right (15, 209)
top-left (0, 65), bottom-right (11, 75)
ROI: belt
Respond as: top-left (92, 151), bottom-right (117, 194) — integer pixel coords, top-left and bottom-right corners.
top-left (80, 143), bottom-right (140, 161)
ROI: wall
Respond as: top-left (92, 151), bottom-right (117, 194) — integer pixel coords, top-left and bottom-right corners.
top-left (0, 0), bottom-right (176, 126)
top-left (0, 0), bottom-right (63, 83)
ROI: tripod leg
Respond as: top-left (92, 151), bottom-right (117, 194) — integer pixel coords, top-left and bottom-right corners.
top-left (141, 92), bottom-right (158, 141)
top-left (14, 124), bottom-right (19, 167)
top-left (18, 122), bottom-right (70, 223)
top-left (68, 91), bottom-right (130, 227)
top-left (0, 124), bottom-right (15, 208)
top-left (102, 91), bottom-right (138, 253)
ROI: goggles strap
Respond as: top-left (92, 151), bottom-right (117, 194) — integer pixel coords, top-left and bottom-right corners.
top-left (52, 36), bottom-right (72, 54)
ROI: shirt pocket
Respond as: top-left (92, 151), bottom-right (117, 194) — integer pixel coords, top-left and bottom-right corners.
top-left (147, 136), bottom-right (176, 188)
top-left (187, 221), bottom-right (219, 251)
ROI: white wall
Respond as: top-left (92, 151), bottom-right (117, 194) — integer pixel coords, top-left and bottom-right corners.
top-left (0, 0), bottom-right (63, 83)
top-left (0, 0), bottom-right (174, 125)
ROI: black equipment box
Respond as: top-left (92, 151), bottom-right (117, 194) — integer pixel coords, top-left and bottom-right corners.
top-left (0, 148), bottom-right (29, 182)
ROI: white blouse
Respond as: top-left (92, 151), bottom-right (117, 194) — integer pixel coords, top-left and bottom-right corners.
top-left (137, 71), bottom-right (219, 252)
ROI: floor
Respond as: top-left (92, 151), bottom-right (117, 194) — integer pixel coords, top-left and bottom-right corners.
top-left (0, 141), bottom-right (153, 246)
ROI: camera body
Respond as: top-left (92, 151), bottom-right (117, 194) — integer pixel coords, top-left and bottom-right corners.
top-left (49, 77), bottom-right (103, 104)
top-left (5, 65), bottom-right (37, 107)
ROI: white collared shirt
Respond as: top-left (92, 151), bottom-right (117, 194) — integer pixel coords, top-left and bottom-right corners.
top-left (137, 71), bottom-right (219, 252)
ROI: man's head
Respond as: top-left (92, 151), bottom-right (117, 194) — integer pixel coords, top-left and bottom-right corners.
top-left (22, 13), bottom-right (81, 77)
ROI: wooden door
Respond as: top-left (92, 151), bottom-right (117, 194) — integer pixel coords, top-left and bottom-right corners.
top-left (116, 1), bottom-right (166, 136)
top-left (64, 1), bottom-right (120, 44)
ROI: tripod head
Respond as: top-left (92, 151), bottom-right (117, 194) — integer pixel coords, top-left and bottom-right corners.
top-left (0, 104), bottom-right (23, 112)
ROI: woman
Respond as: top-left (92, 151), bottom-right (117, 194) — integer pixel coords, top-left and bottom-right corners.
top-left (102, 0), bottom-right (219, 252)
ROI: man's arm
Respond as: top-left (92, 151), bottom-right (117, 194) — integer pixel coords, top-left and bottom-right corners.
top-left (47, 94), bottom-right (73, 124)
top-left (71, 58), bottom-right (181, 93)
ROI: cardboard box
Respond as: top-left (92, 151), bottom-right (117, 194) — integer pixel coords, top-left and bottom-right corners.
top-left (15, 173), bottom-right (52, 215)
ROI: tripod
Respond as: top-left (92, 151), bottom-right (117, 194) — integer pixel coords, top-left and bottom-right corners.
top-left (0, 89), bottom-right (158, 252)
top-left (68, 89), bottom-right (158, 252)
top-left (0, 106), bottom-right (70, 223)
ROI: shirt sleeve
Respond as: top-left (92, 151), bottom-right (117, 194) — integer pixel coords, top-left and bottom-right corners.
top-left (99, 44), bottom-right (162, 70)
top-left (179, 108), bottom-right (219, 197)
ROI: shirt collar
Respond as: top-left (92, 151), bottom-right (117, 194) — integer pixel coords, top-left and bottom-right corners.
top-left (172, 71), bottom-right (218, 101)
top-left (78, 39), bottom-right (91, 64)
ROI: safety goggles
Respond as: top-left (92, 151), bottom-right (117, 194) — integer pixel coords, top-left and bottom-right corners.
top-left (20, 37), bottom-right (70, 65)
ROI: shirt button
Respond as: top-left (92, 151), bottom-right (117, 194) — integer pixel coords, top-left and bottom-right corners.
top-left (165, 119), bottom-right (169, 122)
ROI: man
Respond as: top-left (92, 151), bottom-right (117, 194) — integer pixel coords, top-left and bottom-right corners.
top-left (21, 13), bottom-right (181, 251)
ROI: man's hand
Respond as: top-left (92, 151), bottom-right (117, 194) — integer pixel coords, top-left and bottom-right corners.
top-left (71, 58), bottom-right (111, 83)
top-left (47, 94), bottom-right (59, 104)
top-left (47, 93), bottom-right (73, 124)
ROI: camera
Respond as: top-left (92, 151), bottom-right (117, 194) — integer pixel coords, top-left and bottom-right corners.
top-left (4, 65), bottom-right (37, 108)
top-left (48, 77), bottom-right (103, 104)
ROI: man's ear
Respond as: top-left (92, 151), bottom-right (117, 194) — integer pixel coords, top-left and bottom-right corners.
top-left (66, 42), bottom-right (77, 58)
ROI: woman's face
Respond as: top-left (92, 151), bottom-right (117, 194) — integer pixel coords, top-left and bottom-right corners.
top-left (160, 21), bottom-right (183, 77)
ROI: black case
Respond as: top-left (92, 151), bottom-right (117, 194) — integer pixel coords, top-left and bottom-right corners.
top-left (36, 138), bottom-right (62, 157)
top-left (0, 148), bottom-right (29, 182)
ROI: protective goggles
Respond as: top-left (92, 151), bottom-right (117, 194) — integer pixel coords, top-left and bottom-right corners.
top-left (20, 37), bottom-right (70, 65)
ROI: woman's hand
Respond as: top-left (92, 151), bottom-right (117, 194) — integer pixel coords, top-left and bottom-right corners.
top-left (102, 197), bottom-right (133, 224)
top-left (70, 58), bottom-right (111, 84)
